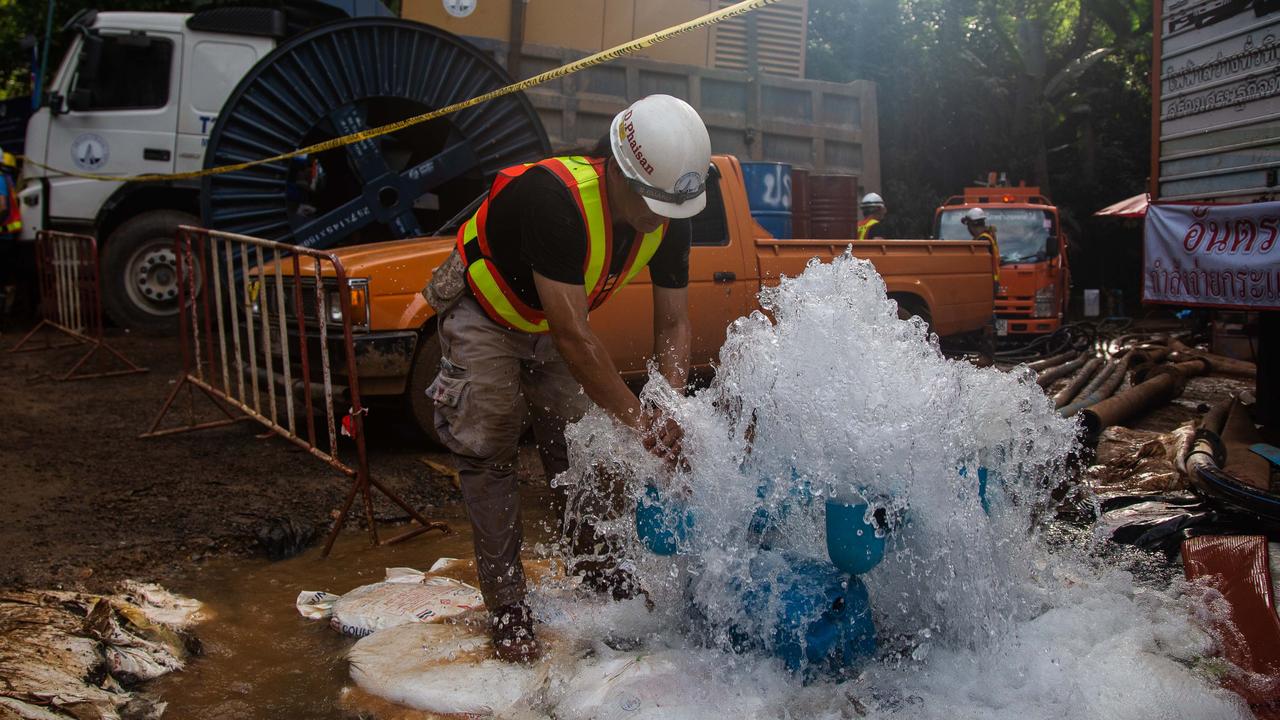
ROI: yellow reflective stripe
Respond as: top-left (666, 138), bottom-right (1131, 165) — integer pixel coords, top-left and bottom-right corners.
top-left (619, 226), bottom-right (666, 287)
top-left (466, 261), bottom-right (548, 333)
top-left (547, 156), bottom-right (608, 292)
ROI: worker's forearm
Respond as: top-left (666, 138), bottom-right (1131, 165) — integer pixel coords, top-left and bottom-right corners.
top-left (654, 317), bottom-right (691, 391)
top-left (551, 328), bottom-right (643, 428)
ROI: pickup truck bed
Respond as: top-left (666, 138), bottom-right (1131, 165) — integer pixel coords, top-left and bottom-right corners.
top-left (279, 155), bottom-right (995, 434)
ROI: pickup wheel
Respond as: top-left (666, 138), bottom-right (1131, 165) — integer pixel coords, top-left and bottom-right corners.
top-left (894, 297), bottom-right (932, 330)
top-left (101, 210), bottom-right (199, 335)
top-left (407, 331), bottom-right (446, 449)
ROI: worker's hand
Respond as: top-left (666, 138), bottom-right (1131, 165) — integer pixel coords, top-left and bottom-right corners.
top-left (638, 407), bottom-right (683, 467)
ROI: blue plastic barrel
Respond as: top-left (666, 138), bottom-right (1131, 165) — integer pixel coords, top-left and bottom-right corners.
top-left (740, 162), bottom-right (793, 239)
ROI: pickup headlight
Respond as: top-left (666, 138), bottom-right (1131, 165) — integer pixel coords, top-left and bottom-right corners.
top-left (1034, 283), bottom-right (1056, 318)
top-left (327, 278), bottom-right (370, 330)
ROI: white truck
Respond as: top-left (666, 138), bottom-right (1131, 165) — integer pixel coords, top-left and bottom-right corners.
top-left (18, 2), bottom-right (389, 332)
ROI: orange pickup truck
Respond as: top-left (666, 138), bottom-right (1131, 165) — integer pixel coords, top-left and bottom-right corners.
top-left (300, 155), bottom-right (994, 435)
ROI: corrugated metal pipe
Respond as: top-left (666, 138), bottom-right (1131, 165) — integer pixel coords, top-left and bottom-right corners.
top-left (1079, 358), bottom-right (1211, 437)
top-left (1026, 351), bottom-right (1078, 373)
top-left (1036, 353), bottom-right (1089, 388)
top-left (1168, 339), bottom-right (1257, 379)
top-left (1053, 356), bottom-right (1103, 409)
top-left (1057, 357), bottom-right (1130, 418)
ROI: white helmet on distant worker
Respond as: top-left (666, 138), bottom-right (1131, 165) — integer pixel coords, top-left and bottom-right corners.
top-left (859, 192), bottom-right (885, 209)
top-left (962, 207), bottom-right (988, 224)
top-left (609, 94), bottom-right (712, 219)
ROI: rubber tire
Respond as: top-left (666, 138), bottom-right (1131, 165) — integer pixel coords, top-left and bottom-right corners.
top-left (407, 329), bottom-right (446, 449)
top-left (101, 209), bottom-right (199, 335)
top-left (895, 298), bottom-right (932, 330)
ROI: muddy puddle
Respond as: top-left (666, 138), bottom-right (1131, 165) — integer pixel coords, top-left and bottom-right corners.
top-left (150, 490), bottom-right (557, 719)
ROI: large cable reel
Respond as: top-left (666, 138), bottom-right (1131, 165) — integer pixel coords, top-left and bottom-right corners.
top-left (201, 18), bottom-right (550, 247)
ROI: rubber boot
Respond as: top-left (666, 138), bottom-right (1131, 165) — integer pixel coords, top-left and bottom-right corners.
top-left (490, 601), bottom-right (540, 663)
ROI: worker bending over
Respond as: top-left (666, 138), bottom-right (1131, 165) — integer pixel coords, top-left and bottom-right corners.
top-left (422, 94), bottom-right (710, 663)
top-left (856, 192), bottom-right (891, 239)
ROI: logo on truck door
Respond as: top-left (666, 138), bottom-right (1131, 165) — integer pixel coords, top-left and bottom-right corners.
top-left (71, 133), bottom-right (109, 171)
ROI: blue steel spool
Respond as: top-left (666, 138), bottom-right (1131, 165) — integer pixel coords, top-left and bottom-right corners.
top-left (741, 162), bottom-right (793, 239)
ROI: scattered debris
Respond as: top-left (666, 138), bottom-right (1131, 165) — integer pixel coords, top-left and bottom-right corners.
top-left (0, 583), bottom-right (202, 720)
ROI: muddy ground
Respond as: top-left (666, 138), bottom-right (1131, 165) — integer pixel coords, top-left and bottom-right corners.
top-left (0, 320), bottom-right (1254, 595)
top-left (0, 324), bottom-right (530, 593)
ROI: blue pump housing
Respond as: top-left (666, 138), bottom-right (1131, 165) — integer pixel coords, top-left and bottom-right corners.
top-left (635, 484), bottom-right (694, 555)
top-left (729, 552), bottom-right (876, 678)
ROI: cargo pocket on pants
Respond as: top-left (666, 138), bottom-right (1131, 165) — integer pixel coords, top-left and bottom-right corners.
top-left (425, 372), bottom-right (467, 408)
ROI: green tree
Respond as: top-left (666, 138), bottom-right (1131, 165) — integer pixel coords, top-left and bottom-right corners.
top-left (807, 0), bottom-right (1152, 236)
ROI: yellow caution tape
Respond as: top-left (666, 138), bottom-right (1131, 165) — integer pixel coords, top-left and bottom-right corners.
top-left (21, 0), bottom-right (779, 184)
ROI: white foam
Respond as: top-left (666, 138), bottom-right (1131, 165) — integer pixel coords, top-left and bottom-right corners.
top-left (534, 253), bottom-right (1250, 718)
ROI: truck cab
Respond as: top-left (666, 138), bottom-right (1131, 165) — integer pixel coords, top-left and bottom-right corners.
top-left (19, 2), bottom-right (387, 333)
top-left (933, 185), bottom-right (1070, 336)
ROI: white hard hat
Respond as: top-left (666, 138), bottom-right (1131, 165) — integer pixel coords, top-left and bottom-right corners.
top-left (610, 94), bottom-right (711, 219)
top-left (963, 207), bottom-right (987, 223)
top-left (860, 192), bottom-right (885, 208)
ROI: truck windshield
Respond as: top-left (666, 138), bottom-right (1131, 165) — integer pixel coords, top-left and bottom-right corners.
top-left (936, 208), bottom-right (1056, 263)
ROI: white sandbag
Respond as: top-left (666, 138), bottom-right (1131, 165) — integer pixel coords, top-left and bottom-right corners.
top-left (552, 649), bottom-right (771, 720)
top-left (296, 568), bottom-right (485, 638)
top-left (428, 556), bottom-right (570, 588)
top-left (347, 621), bottom-right (566, 717)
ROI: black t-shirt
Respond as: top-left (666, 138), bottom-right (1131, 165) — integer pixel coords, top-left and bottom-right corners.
top-left (478, 166), bottom-right (691, 310)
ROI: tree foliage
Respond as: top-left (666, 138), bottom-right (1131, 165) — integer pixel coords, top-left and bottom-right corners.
top-left (808, 0), bottom-right (1152, 236)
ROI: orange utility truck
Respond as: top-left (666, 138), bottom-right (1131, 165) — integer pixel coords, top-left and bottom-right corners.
top-left (269, 155), bottom-right (994, 437)
top-left (933, 181), bottom-right (1071, 337)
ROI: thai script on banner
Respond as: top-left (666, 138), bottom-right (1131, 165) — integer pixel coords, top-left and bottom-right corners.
top-left (1145, 201), bottom-right (1280, 309)
top-left (1161, 68), bottom-right (1280, 120)
top-left (1161, 33), bottom-right (1280, 95)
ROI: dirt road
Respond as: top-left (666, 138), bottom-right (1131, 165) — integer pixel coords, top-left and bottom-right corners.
top-left (0, 327), bottom-right (483, 592)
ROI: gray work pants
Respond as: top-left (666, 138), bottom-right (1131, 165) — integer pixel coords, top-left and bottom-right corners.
top-left (427, 295), bottom-right (597, 609)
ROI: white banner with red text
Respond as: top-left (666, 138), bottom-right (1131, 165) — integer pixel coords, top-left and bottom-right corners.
top-left (1144, 201), bottom-right (1280, 310)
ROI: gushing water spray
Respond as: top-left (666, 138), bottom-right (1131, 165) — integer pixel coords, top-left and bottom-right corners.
top-left (548, 253), bottom-right (1247, 719)
top-left (557, 252), bottom-right (1079, 666)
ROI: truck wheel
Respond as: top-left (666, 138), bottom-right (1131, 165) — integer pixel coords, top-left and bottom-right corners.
top-left (407, 330), bottom-right (446, 449)
top-left (894, 297), bottom-right (932, 330)
top-left (101, 210), bottom-right (199, 334)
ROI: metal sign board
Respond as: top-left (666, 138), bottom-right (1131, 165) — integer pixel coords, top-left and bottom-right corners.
top-left (1153, 0), bottom-right (1280, 201)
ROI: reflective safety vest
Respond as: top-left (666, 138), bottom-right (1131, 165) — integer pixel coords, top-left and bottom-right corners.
top-left (976, 228), bottom-right (1000, 283)
top-left (855, 218), bottom-right (879, 240)
top-left (1, 176), bottom-right (20, 235)
top-left (458, 155), bottom-right (667, 334)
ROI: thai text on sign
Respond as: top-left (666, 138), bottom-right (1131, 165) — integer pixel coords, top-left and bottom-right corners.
top-left (1144, 201), bottom-right (1280, 309)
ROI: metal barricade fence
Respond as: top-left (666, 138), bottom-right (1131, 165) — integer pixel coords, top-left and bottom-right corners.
top-left (141, 226), bottom-right (448, 555)
top-left (8, 230), bottom-right (148, 380)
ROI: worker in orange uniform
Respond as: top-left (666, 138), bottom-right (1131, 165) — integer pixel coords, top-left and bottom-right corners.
top-left (421, 94), bottom-right (710, 663)
top-left (962, 207), bottom-right (1001, 366)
